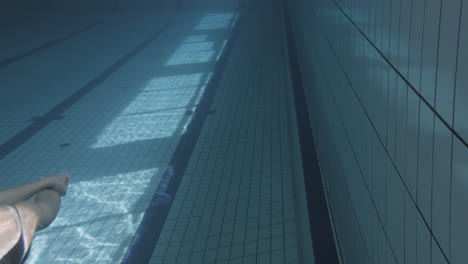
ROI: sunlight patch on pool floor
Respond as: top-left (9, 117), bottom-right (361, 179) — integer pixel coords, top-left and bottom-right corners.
top-left (27, 168), bottom-right (161, 264)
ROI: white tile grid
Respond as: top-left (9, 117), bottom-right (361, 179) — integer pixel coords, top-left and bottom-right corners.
top-left (312, 4), bottom-right (365, 263)
top-left (0, 11), bottom-right (171, 145)
top-left (450, 138), bottom-right (468, 263)
top-left (0, 8), bottom-right (172, 58)
top-left (308, 55), bottom-right (372, 264)
top-left (289, 0), bottom-right (468, 263)
top-left (182, 0), bottom-right (240, 10)
top-left (397, 0), bottom-right (411, 78)
top-left (420, 0), bottom-right (440, 107)
top-left (0, 12), bottom-right (233, 264)
top-left (150, 4), bottom-right (302, 264)
top-left (408, 0), bottom-right (425, 92)
top-left (435, 0), bottom-right (462, 125)
top-left (0, 13), bottom-right (183, 188)
top-left (0, 11), bottom-right (99, 61)
top-left (453, 2), bottom-right (468, 146)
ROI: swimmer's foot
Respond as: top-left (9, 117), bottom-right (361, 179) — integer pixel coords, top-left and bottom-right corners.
top-left (41, 173), bottom-right (71, 196)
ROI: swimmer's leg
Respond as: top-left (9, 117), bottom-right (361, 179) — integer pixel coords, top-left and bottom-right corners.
top-left (14, 189), bottom-right (62, 248)
top-left (0, 172), bottom-right (70, 206)
top-left (31, 189), bottom-right (61, 231)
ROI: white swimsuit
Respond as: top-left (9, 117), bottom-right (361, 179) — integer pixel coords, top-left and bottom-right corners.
top-left (0, 206), bottom-right (26, 264)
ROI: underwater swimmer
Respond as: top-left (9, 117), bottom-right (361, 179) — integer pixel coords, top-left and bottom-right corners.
top-left (0, 173), bottom-right (70, 264)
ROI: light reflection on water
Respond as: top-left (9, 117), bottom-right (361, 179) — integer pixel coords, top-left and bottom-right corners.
top-left (26, 169), bottom-right (160, 264)
top-left (195, 14), bottom-right (236, 30)
top-left (92, 13), bottom-right (238, 150)
top-left (91, 73), bottom-right (207, 149)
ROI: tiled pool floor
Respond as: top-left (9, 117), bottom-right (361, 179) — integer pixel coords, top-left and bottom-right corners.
top-left (148, 3), bottom-right (302, 264)
top-left (0, 1), bottom-right (308, 263)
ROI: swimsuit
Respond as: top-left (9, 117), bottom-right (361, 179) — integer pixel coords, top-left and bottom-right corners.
top-left (0, 206), bottom-right (27, 264)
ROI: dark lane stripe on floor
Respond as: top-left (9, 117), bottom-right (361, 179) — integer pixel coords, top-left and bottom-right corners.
top-left (0, 22), bottom-right (172, 160)
top-left (0, 21), bottom-right (103, 69)
top-left (121, 15), bottom-right (243, 264)
top-left (282, 3), bottom-right (340, 264)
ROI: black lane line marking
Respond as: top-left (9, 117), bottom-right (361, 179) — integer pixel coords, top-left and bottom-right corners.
top-left (282, 3), bottom-right (340, 264)
top-left (28, 116), bottom-right (41, 122)
top-left (29, 115), bottom-right (64, 122)
top-left (120, 16), bottom-right (243, 264)
top-left (0, 21), bottom-right (103, 69)
top-left (0, 22), bottom-right (172, 160)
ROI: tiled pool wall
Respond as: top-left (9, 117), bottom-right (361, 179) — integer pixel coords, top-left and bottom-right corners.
top-left (281, 12), bottom-right (316, 264)
top-left (287, 0), bottom-right (468, 263)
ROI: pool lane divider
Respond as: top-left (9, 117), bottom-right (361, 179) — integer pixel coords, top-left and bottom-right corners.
top-left (282, 3), bottom-right (341, 264)
top-left (121, 16), bottom-right (243, 264)
top-left (0, 21), bottom-right (104, 69)
top-left (0, 22), bottom-right (172, 160)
